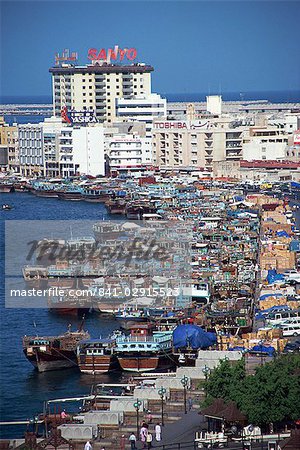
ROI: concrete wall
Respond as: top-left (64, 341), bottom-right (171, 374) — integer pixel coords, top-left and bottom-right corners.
top-left (109, 398), bottom-right (147, 412)
top-left (58, 424), bottom-right (96, 440)
top-left (80, 411), bottom-right (124, 425)
top-left (155, 377), bottom-right (191, 390)
top-left (133, 387), bottom-right (170, 400)
top-left (197, 350), bottom-right (243, 361)
top-left (176, 366), bottom-right (205, 380)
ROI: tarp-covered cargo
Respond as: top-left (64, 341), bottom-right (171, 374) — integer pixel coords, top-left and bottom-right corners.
top-left (173, 324), bottom-right (216, 349)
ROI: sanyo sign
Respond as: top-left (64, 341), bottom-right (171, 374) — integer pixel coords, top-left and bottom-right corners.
top-left (88, 46), bottom-right (137, 63)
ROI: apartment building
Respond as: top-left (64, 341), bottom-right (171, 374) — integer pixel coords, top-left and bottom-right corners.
top-left (152, 119), bottom-right (245, 169)
top-left (116, 93), bottom-right (166, 138)
top-left (59, 125), bottom-right (105, 178)
top-left (243, 126), bottom-right (289, 160)
top-left (0, 117), bottom-right (19, 173)
top-left (107, 134), bottom-right (151, 172)
top-left (50, 62), bottom-right (153, 123)
top-left (18, 123), bottom-right (44, 176)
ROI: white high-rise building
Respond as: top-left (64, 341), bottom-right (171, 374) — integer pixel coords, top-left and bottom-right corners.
top-left (50, 62), bottom-right (154, 124)
top-left (116, 94), bottom-right (167, 138)
top-left (59, 125), bottom-right (105, 178)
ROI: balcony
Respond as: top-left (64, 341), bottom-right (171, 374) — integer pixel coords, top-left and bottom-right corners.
top-left (95, 82), bottom-right (106, 88)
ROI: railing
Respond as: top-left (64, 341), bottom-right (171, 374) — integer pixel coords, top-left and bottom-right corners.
top-left (152, 441), bottom-right (197, 449)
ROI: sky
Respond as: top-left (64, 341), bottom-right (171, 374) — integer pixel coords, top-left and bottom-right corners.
top-left (1, 0), bottom-right (300, 98)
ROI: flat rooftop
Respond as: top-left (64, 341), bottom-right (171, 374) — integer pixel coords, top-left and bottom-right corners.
top-left (49, 64), bottom-right (154, 74)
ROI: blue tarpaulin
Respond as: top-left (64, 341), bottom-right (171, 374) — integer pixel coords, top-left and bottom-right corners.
top-left (251, 345), bottom-right (276, 356)
top-left (266, 270), bottom-right (285, 284)
top-left (276, 230), bottom-right (290, 237)
top-left (291, 181), bottom-right (300, 189)
top-left (173, 324), bottom-right (216, 349)
top-left (257, 305), bottom-right (291, 317)
top-left (229, 346), bottom-right (247, 352)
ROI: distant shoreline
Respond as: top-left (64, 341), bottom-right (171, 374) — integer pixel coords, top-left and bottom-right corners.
top-left (1, 89), bottom-right (300, 105)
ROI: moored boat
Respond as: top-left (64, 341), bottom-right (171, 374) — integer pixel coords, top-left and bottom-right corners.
top-left (77, 338), bottom-right (120, 374)
top-left (0, 182), bottom-right (14, 193)
top-left (115, 309), bottom-right (150, 330)
top-left (81, 187), bottom-right (113, 203)
top-left (58, 187), bottom-right (83, 201)
top-left (114, 324), bottom-right (175, 372)
top-left (22, 326), bottom-right (90, 372)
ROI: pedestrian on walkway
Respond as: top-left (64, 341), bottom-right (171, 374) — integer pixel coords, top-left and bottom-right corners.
top-left (84, 441), bottom-right (92, 450)
top-left (129, 432), bottom-right (137, 450)
top-left (155, 423), bottom-right (161, 441)
top-left (120, 434), bottom-right (126, 450)
top-left (188, 397), bottom-right (193, 411)
top-left (146, 432), bottom-right (153, 449)
top-left (146, 410), bottom-right (153, 423)
top-left (140, 424), bottom-right (148, 448)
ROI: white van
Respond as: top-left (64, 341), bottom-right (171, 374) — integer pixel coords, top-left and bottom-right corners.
top-left (284, 270), bottom-right (300, 283)
top-left (265, 309), bottom-right (300, 326)
top-left (280, 323), bottom-right (300, 337)
top-left (280, 317), bottom-right (300, 326)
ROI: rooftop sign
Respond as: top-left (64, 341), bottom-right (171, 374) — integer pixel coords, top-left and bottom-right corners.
top-left (55, 49), bottom-right (78, 66)
top-left (88, 46), bottom-right (137, 63)
top-left (61, 107), bottom-right (98, 125)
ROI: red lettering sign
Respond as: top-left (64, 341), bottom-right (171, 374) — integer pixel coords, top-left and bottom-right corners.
top-left (87, 48), bottom-right (98, 60)
top-left (118, 49), bottom-right (126, 61)
top-left (87, 47), bottom-right (137, 62)
top-left (127, 48), bottom-right (137, 60)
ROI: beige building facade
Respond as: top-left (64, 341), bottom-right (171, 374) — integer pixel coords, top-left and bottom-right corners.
top-left (152, 119), bottom-right (245, 169)
top-left (0, 117), bottom-right (19, 173)
top-left (50, 63), bottom-right (153, 124)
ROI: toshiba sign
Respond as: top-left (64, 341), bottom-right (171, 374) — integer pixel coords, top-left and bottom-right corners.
top-left (154, 121), bottom-right (188, 130)
top-left (154, 120), bottom-right (209, 130)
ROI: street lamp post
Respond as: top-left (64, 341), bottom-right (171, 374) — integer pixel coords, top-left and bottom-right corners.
top-left (180, 375), bottom-right (189, 414)
top-left (202, 365), bottom-right (211, 398)
top-left (133, 399), bottom-right (142, 438)
top-left (158, 387), bottom-right (167, 426)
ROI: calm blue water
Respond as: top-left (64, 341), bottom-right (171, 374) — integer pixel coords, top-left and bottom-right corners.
top-left (1, 91), bottom-right (300, 104)
top-left (0, 193), bottom-right (123, 438)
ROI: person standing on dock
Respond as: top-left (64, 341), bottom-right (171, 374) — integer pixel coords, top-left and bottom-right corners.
top-left (129, 432), bottom-right (137, 450)
top-left (84, 441), bottom-right (92, 450)
top-left (155, 423), bottom-right (161, 441)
